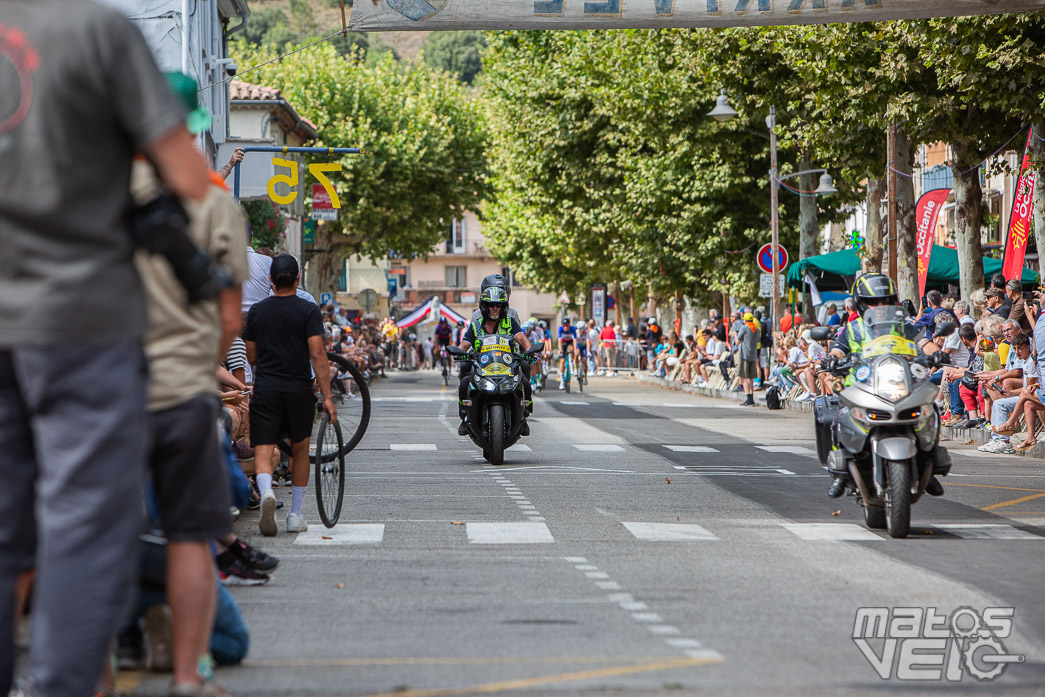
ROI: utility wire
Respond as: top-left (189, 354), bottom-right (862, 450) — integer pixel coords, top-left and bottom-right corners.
top-left (197, 29), bottom-right (347, 93)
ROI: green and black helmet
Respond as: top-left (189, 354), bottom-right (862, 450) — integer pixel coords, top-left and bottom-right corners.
top-left (479, 286), bottom-right (509, 322)
top-left (851, 273), bottom-right (898, 314)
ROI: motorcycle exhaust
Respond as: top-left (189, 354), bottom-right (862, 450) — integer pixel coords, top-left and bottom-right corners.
top-left (848, 461), bottom-right (874, 508)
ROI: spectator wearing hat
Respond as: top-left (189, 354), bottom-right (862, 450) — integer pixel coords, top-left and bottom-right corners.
top-left (825, 304), bottom-right (841, 326)
top-left (984, 288), bottom-right (1011, 320)
top-left (734, 312), bottom-right (759, 406)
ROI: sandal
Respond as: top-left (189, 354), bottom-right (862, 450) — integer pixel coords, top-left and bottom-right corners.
top-left (1015, 439), bottom-right (1037, 452)
top-left (992, 425), bottom-right (1017, 437)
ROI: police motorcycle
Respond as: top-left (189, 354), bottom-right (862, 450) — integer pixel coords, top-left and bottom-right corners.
top-left (448, 335), bottom-right (543, 466)
top-left (810, 306), bottom-right (956, 538)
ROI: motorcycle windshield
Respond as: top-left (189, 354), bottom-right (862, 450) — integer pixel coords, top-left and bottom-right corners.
top-left (857, 306), bottom-right (922, 359)
top-left (477, 335), bottom-right (515, 377)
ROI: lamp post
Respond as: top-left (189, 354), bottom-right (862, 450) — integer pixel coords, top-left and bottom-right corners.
top-left (708, 93), bottom-right (837, 323)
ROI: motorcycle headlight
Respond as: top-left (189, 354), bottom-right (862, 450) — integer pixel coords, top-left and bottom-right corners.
top-left (874, 358), bottom-right (909, 402)
top-left (481, 378), bottom-right (496, 391)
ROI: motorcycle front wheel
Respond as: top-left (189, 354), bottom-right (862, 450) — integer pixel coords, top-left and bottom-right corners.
top-left (885, 459), bottom-right (912, 538)
top-left (488, 403), bottom-right (505, 466)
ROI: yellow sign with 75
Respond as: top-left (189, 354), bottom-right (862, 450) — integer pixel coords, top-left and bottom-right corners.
top-left (267, 158), bottom-right (342, 208)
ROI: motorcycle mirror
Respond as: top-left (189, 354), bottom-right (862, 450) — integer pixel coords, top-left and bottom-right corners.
top-left (809, 327), bottom-right (834, 342)
top-left (934, 321), bottom-right (957, 338)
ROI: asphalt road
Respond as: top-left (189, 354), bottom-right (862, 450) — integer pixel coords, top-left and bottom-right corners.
top-left (136, 371), bottom-right (1045, 697)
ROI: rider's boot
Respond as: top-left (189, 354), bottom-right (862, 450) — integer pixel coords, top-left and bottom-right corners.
top-left (925, 476), bottom-right (944, 497)
top-left (520, 420), bottom-right (530, 437)
top-left (827, 477), bottom-right (846, 498)
top-left (458, 420), bottom-right (468, 436)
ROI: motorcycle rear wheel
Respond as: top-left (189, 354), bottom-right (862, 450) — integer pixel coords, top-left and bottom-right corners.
top-left (489, 404), bottom-right (505, 466)
top-left (885, 459), bottom-right (912, 538)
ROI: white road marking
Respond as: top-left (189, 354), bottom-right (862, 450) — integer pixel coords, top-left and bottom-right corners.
top-left (513, 444), bottom-right (534, 452)
top-left (293, 524), bottom-right (385, 546)
top-left (585, 571), bottom-right (611, 579)
top-left (620, 602), bottom-right (648, 611)
top-left (612, 402), bottom-right (640, 406)
top-left (666, 639), bottom-right (703, 649)
top-left (596, 581), bottom-right (622, 590)
top-left (528, 516), bottom-right (546, 522)
top-left (573, 444), bottom-right (625, 452)
top-left (781, 523), bottom-right (883, 541)
top-left (606, 594), bottom-right (633, 603)
top-left (776, 469), bottom-right (796, 475)
top-left (623, 522), bottom-right (719, 541)
top-left (664, 445), bottom-right (720, 453)
top-left (466, 522), bottom-right (554, 544)
top-left (933, 524), bottom-right (1044, 540)
top-left (648, 625), bottom-right (681, 636)
top-left (563, 557), bottom-right (588, 563)
top-left (560, 401), bottom-right (590, 406)
top-left (389, 444), bottom-right (438, 451)
top-left (632, 613), bottom-right (664, 623)
top-left (686, 649), bottom-right (724, 660)
top-left (519, 506), bottom-right (538, 511)
top-left (574, 565), bottom-right (599, 571)
top-left (756, 445), bottom-right (817, 457)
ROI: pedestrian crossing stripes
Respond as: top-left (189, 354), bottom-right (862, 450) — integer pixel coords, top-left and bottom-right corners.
top-left (755, 445), bottom-right (817, 457)
top-left (672, 465), bottom-right (797, 476)
top-left (663, 445), bottom-right (719, 453)
top-left (573, 444), bottom-right (625, 452)
top-left (389, 444), bottom-right (438, 451)
top-left (285, 521), bottom-right (1045, 545)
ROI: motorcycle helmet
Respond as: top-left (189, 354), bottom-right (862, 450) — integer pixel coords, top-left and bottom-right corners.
top-left (479, 286), bottom-right (509, 322)
top-left (480, 273), bottom-right (511, 300)
top-left (851, 273), bottom-right (898, 314)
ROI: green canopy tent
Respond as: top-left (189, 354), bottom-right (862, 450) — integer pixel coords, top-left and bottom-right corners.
top-left (786, 245), bottom-right (1039, 293)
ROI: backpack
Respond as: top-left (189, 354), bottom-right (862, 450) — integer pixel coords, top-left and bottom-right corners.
top-left (765, 385), bottom-right (783, 410)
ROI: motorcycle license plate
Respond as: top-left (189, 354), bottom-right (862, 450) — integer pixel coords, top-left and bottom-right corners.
top-left (863, 335), bottom-right (917, 358)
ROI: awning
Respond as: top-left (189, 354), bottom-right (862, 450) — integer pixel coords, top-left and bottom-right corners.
top-left (786, 246), bottom-right (1039, 292)
top-left (396, 297), bottom-right (468, 329)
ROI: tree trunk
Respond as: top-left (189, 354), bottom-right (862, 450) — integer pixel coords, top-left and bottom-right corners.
top-left (895, 131), bottom-right (919, 305)
top-left (1032, 122), bottom-right (1045, 281)
top-left (311, 223), bottom-right (351, 303)
top-left (863, 173), bottom-right (886, 273)
top-left (950, 142), bottom-right (986, 301)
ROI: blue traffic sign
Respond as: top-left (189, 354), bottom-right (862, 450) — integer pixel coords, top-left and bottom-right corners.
top-left (320, 292), bottom-right (333, 306)
top-left (756, 243), bottom-right (789, 274)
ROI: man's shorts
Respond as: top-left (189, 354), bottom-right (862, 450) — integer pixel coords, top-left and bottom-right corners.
top-left (759, 347), bottom-right (770, 369)
top-left (738, 358), bottom-right (758, 379)
top-left (250, 390), bottom-right (316, 445)
top-left (149, 395), bottom-right (232, 542)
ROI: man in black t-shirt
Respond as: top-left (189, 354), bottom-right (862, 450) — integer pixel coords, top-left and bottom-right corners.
top-left (245, 255), bottom-right (336, 537)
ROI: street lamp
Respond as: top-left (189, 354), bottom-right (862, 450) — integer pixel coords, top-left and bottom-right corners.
top-left (707, 92), bottom-right (836, 322)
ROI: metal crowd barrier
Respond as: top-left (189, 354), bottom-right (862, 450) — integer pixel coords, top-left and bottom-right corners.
top-left (587, 339), bottom-right (642, 373)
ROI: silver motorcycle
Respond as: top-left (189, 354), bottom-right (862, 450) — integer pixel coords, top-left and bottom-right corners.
top-left (811, 307), bottom-right (955, 538)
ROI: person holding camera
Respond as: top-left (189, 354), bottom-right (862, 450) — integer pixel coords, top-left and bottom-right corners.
top-left (0, 3), bottom-right (212, 696)
top-left (130, 72), bottom-right (250, 695)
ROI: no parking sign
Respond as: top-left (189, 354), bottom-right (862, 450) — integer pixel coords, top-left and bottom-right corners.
top-left (756, 244), bottom-right (789, 274)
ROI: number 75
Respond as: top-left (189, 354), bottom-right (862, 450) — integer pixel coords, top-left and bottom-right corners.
top-left (267, 158), bottom-right (342, 208)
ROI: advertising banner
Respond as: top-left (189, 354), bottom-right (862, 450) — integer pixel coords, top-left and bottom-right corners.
top-left (1001, 128), bottom-right (1038, 282)
top-left (350, 0), bottom-right (1043, 32)
top-left (914, 188), bottom-right (950, 296)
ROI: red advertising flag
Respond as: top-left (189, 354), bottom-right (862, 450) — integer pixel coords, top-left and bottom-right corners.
top-left (915, 188), bottom-right (950, 296)
top-left (1002, 128), bottom-right (1038, 281)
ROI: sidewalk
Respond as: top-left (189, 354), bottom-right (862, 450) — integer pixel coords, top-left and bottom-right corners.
top-left (633, 371), bottom-right (1045, 460)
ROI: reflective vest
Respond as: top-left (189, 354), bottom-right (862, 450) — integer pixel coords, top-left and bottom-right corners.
top-left (471, 316), bottom-right (515, 351)
top-left (843, 318), bottom-right (870, 355)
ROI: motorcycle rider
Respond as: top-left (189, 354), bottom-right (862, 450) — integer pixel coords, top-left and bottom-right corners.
top-left (471, 273), bottom-right (522, 325)
top-left (824, 273), bottom-right (945, 498)
top-left (458, 285), bottom-right (534, 436)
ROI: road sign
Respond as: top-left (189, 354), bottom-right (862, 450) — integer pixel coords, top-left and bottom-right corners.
top-left (320, 292), bottom-right (333, 306)
top-left (759, 273), bottom-right (785, 298)
top-left (559, 291), bottom-right (570, 304)
top-left (756, 243), bottom-right (789, 274)
top-left (302, 220), bottom-right (315, 245)
top-left (592, 286), bottom-right (606, 327)
top-left (575, 294), bottom-right (586, 306)
top-left (312, 183), bottom-right (338, 221)
top-left (387, 278), bottom-right (398, 298)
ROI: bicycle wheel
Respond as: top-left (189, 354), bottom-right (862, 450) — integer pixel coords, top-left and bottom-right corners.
top-left (324, 352), bottom-right (371, 458)
top-left (314, 413), bottom-right (345, 528)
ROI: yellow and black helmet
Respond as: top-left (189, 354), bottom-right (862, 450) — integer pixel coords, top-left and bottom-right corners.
top-left (479, 286), bottom-right (509, 321)
top-left (851, 273), bottom-right (898, 314)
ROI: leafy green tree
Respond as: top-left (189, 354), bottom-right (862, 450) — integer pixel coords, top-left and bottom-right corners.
top-left (230, 42), bottom-right (489, 291)
top-left (241, 199), bottom-right (285, 250)
top-left (423, 31), bottom-right (487, 84)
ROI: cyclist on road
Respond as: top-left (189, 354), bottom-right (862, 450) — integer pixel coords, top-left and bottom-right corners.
top-left (557, 317), bottom-right (577, 390)
top-left (434, 317), bottom-right (453, 367)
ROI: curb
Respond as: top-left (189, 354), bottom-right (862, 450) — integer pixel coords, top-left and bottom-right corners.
top-left (632, 372), bottom-right (1045, 460)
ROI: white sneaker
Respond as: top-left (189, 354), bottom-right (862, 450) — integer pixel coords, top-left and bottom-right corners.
top-left (558, 381), bottom-right (566, 390)
top-left (978, 439), bottom-right (1014, 454)
top-left (286, 512), bottom-right (308, 533)
top-left (258, 489), bottom-right (277, 537)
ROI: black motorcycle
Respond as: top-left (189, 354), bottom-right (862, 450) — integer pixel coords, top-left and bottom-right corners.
top-left (448, 337), bottom-right (543, 465)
